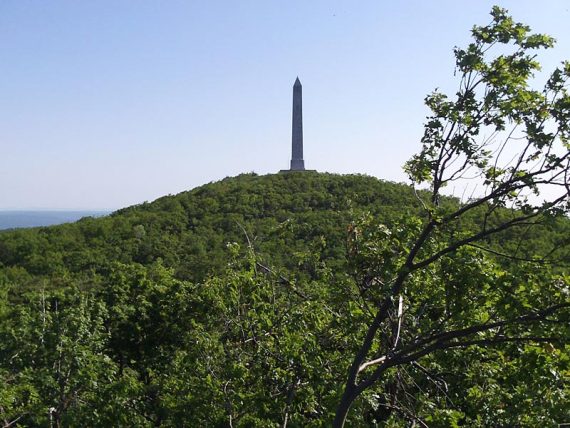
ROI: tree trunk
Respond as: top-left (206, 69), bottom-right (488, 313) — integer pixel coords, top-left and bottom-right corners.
top-left (332, 385), bottom-right (357, 428)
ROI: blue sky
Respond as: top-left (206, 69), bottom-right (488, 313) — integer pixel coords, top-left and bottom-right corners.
top-left (1, 1), bottom-right (569, 209)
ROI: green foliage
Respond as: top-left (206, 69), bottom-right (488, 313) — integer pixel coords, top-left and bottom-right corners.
top-left (0, 284), bottom-right (141, 426)
top-left (0, 173), bottom-right (424, 284)
top-left (0, 7), bottom-right (569, 427)
top-left (334, 6), bottom-right (569, 427)
top-left (1, 171), bottom-right (567, 425)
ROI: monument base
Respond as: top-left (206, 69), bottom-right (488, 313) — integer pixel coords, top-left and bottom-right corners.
top-left (279, 169), bottom-right (317, 173)
top-left (290, 159), bottom-right (305, 170)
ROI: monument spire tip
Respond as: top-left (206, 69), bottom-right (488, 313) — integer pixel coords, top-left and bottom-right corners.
top-left (294, 77), bottom-right (301, 86)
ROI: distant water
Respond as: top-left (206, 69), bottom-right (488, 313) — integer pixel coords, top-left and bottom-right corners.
top-left (0, 211), bottom-right (110, 230)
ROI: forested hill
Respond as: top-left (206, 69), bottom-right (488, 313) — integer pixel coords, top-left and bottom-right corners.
top-left (1, 172), bottom-right (569, 426)
top-left (2, 172), bottom-right (568, 287)
top-left (0, 173), bottom-right (428, 283)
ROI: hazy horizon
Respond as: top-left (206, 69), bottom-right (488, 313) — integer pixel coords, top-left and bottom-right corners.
top-left (0, 210), bottom-right (111, 230)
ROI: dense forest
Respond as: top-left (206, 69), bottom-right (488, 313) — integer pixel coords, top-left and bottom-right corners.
top-left (2, 7), bottom-right (570, 427)
top-left (0, 172), bottom-right (569, 426)
top-left (0, 173), bottom-right (428, 284)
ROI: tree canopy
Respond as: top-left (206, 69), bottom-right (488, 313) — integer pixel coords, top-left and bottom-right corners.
top-left (1, 7), bottom-right (570, 427)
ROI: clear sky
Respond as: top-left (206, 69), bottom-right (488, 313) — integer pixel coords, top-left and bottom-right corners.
top-left (1, 1), bottom-right (569, 210)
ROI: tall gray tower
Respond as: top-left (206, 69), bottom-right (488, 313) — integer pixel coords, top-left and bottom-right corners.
top-left (290, 77), bottom-right (305, 170)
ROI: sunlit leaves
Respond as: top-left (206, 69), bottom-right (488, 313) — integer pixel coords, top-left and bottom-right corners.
top-left (406, 5), bottom-right (569, 209)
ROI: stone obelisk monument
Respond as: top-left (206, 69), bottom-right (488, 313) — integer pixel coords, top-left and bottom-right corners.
top-left (290, 77), bottom-right (305, 170)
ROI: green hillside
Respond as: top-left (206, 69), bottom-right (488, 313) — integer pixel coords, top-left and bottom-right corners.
top-left (1, 172), bottom-right (569, 427)
top-left (3, 6), bottom-right (570, 426)
top-left (0, 173), bottom-right (426, 283)
top-left (1, 172), bottom-right (567, 284)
